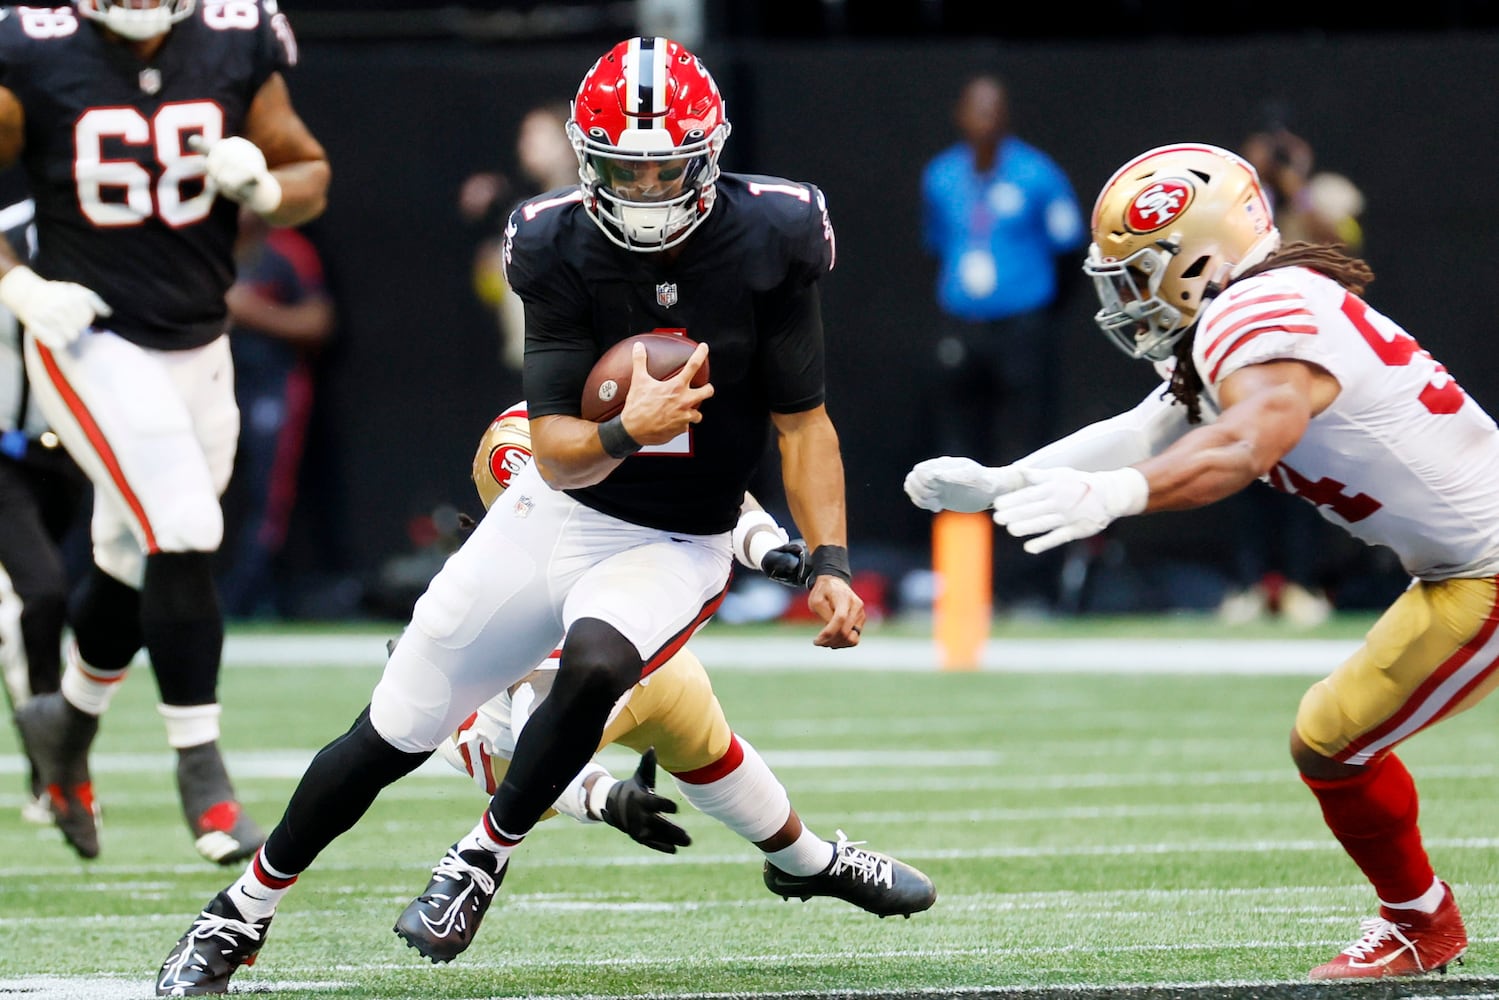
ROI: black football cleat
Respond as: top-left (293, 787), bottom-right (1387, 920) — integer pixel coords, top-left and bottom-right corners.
top-left (763, 830), bottom-right (937, 918)
top-left (394, 845), bottom-right (506, 963)
top-left (16, 692), bottom-right (102, 859)
top-left (156, 890), bottom-right (273, 996)
top-left (177, 741), bottom-right (265, 865)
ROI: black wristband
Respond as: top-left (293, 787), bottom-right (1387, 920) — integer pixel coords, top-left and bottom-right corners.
top-left (808, 544), bottom-right (852, 585)
top-left (599, 415), bottom-right (641, 459)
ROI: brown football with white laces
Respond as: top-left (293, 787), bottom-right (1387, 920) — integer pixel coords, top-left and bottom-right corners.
top-left (581, 333), bottom-right (709, 422)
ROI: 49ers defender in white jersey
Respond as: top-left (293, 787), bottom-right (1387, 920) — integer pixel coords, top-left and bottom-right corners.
top-left (907, 142), bottom-right (1499, 981)
top-left (1192, 266), bottom-right (1499, 582)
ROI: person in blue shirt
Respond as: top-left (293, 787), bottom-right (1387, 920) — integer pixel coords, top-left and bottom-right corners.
top-left (919, 73), bottom-right (1087, 612)
top-left (920, 73), bottom-right (1085, 465)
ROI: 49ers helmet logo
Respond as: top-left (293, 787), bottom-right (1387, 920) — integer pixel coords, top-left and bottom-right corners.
top-left (488, 443), bottom-right (530, 493)
top-left (1125, 179), bottom-right (1194, 233)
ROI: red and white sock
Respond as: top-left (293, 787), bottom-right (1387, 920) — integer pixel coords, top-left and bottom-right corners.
top-left (227, 848), bottom-right (298, 922)
top-left (59, 641), bottom-right (128, 717)
top-left (455, 811), bottom-right (523, 868)
top-left (672, 735), bottom-right (832, 873)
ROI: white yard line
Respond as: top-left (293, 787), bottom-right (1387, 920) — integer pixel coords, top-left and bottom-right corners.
top-left (217, 632), bottom-right (1361, 674)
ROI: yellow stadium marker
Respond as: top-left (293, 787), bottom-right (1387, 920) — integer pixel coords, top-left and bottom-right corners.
top-left (933, 510), bottom-right (991, 670)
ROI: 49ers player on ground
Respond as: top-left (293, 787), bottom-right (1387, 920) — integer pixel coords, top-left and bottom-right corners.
top-left (442, 403), bottom-right (934, 911)
top-left (907, 142), bottom-right (1499, 980)
top-left (0, 0), bottom-right (329, 864)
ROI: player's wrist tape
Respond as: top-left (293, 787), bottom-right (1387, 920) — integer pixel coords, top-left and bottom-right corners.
top-left (585, 773), bottom-right (619, 821)
top-left (808, 544), bottom-right (851, 585)
top-left (247, 172), bottom-right (283, 215)
top-left (599, 415), bottom-right (641, 459)
top-left (732, 509), bottom-right (787, 569)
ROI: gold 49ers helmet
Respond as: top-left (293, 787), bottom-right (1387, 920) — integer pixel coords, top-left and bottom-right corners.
top-left (472, 401), bottom-right (532, 510)
top-left (1085, 143), bottom-right (1281, 361)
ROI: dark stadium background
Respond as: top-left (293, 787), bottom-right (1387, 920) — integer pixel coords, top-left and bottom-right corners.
top-left (30, 1), bottom-right (1499, 618)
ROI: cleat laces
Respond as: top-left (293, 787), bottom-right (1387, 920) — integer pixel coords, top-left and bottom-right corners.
top-left (158, 911), bottom-right (264, 988)
top-left (1341, 917), bottom-right (1421, 968)
top-left (419, 849), bottom-right (496, 937)
top-left (829, 830), bottom-right (894, 889)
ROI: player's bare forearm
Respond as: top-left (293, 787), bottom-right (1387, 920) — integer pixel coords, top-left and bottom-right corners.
top-left (0, 230), bottom-right (21, 273)
top-left (1137, 378), bottom-right (1311, 512)
top-left (0, 86), bottom-right (22, 172)
top-left (263, 158), bottom-right (330, 226)
top-left (245, 72), bottom-right (330, 226)
top-left (529, 413), bottom-right (624, 489)
top-left (1134, 426), bottom-right (1267, 511)
top-left (773, 405), bottom-right (865, 646)
top-left (773, 406), bottom-right (847, 551)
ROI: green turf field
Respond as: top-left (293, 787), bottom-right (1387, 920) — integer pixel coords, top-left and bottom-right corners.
top-left (4, 617), bottom-right (1498, 999)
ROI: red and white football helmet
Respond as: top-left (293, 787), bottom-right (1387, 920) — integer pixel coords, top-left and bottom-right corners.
top-left (567, 36), bottom-right (731, 252)
top-left (76, 0), bottom-right (195, 40)
top-left (1085, 143), bottom-right (1281, 361)
top-left (471, 401), bottom-right (531, 510)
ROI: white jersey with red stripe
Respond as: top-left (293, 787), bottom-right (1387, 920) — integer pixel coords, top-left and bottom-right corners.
top-left (1192, 265), bottom-right (1499, 581)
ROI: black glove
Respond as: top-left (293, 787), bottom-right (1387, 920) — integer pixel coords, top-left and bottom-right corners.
top-left (760, 540), bottom-right (812, 588)
top-left (600, 747), bottom-right (692, 854)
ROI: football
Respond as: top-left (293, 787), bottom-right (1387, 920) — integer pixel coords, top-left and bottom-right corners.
top-left (581, 333), bottom-right (710, 422)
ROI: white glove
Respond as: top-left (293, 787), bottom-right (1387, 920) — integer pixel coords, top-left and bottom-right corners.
top-left (904, 456), bottom-right (1026, 513)
top-left (189, 134), bottom-right (282, 215)
top-left (991, 466), bottom-right (1149, 554)
top-left (0, 265), bottom-right (111, 350)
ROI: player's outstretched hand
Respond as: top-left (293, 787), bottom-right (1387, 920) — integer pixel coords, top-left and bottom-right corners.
top-left (904, 456), bottom-right (1026, 513)
top-left (0, 265), bottom-right (111, 351)
top-left (991, 466), bottom-right (1149, 554)
top-left (601, 748), bottom-right (692, 854)
top-left (189, 134), bottom-right (283, 215)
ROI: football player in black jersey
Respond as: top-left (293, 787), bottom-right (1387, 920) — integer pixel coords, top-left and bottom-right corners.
top-left (156, 36), bottom-right (879, 995)
top-left (0, 0), bottom-right (330, 866)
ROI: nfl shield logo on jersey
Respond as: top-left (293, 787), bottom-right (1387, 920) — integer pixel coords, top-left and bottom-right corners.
top-left (656, 282), bottom-right (678, 308)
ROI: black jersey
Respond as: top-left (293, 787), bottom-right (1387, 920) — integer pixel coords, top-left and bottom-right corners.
top-left (508, 173), bottom-right (835, 535)
top-left (0, 3), bottom-right (294, 350)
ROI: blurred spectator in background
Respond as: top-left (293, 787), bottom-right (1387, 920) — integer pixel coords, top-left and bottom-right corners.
top-left (460, 100), bottom-right (578, 370)
top-left (217, 209), bottom-right (336, 620)
top-left (919, 72), bottom-right (1086, 612)
top-left (1216, 120), bottom-right (1368, 627)
top-left (0, 198), bottom-right (90, 823)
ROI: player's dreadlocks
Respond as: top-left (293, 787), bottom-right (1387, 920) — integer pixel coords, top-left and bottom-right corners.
top-left (1165, 241), bottom-right (1375, 423)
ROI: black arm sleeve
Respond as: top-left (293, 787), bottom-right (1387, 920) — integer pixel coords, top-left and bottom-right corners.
top-left (757, 280), bottom-right (826, 414)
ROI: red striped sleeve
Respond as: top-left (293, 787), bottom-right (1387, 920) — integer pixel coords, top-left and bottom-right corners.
top-left (1201, 291), bottom-right (1316, 384)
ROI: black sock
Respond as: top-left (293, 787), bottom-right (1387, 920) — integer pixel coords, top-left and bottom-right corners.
top-left (141, 552), bottom-right (222, 706)
top-left (70, 564), bottom-right (143, 673)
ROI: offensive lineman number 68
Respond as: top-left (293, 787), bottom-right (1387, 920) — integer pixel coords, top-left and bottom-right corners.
top-left (48, 0), bottom-right (265, 227)
top-left (75, 103), bottom-right (225, 227)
